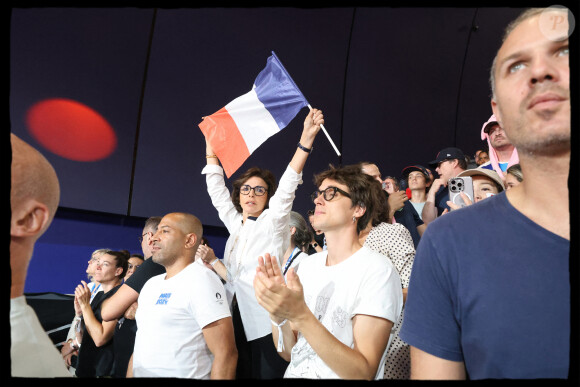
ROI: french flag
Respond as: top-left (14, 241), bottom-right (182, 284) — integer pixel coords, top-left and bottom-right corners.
top-left (199, 51), bottom-right (309, 178)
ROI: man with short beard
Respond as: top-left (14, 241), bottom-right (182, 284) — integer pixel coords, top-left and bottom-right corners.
top-left (400, 7), bottom-right (571, 379)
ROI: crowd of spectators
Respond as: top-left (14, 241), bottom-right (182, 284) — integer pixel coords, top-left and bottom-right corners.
top-left (10, 7), bottom-right (570, 381)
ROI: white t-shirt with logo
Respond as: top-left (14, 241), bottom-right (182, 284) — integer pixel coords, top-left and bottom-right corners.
top-left (284, 246), bottom-right (403, 379)
top-left (133, 262), bottom-right (231, 378)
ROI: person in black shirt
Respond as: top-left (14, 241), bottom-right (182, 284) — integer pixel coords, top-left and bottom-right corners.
top-left (100, 217), bottom-right (164, 377)
top-left (73, 250), bottom-right (128, 377)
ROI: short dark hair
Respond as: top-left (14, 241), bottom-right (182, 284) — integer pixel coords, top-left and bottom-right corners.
top-left (455, 157), bottom-right (468, 170)
top-left (105, 250), bottom-right (130, 279)
top-left (231, 167), bottom-right (278, 213)
top-left (314, 164), bottom-right (387, 234)
top-left (144, 216), bottom-right (162, 232)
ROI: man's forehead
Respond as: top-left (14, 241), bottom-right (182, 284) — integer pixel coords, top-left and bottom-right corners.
top-left (499, 12), bottom-right (568, 62)
top-left (320, 178), bottom-right (347, 190)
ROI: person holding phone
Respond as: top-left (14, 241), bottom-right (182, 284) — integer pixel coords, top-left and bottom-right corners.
top-left (446, 168), bottom-right (505, 211)
top-left (421, 147), bottom-right (467, 225)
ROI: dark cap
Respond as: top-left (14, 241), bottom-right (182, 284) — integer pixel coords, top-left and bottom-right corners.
top-left (401, 165), bottom-right (430, 181)
top-left (428, 147), bottom-right (466, 166)
top-left (482, 114), bottom-right (499, 135)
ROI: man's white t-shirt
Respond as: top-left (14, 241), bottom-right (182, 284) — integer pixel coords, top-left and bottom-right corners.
top-left (284, 246), bottom-right (403, 379)
top-left (133, 262), bottom-right (231, 378)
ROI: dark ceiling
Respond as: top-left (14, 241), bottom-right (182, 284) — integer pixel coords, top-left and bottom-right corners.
top-left (11, 6), bottom-right (559, 227)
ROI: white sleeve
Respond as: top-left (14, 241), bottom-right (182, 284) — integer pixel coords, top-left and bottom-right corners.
top-left (266, 164), bottom-right (303, 236)
top-left (191, 268), bottom-right (232, 329)
top-left (202, 164), bottom-right (242, 233)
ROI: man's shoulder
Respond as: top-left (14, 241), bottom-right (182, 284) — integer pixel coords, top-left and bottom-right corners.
top-left (356, 245), bottom-right (398, 271)
top-left (184, 261), bottom-right (227, 287)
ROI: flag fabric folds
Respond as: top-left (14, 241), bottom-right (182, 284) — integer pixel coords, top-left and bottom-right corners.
top-left (199, 51), bottom-right (309, 178)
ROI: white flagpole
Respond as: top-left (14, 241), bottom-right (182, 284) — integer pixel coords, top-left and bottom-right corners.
top-left (308, 104), bottom-right (341, 156)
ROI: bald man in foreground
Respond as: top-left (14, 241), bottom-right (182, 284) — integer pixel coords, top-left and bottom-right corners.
top-left (10, 133), bottom-right (71, 377)
top-left (130, 212), bottom-right (237, 379)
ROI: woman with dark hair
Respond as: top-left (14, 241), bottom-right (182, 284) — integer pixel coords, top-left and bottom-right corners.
top-left (70, 250), bottom-right (129, 378)
top-left (201, 108), bottom-right (324, 379)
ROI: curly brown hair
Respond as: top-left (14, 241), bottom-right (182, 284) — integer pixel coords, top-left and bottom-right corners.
top-left (231, 167), bottom-right (278, 214)
top-left (313, 164), bottom-right (388, 234)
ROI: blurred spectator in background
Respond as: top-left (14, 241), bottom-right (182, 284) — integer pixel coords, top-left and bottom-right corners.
top-left (62, 248), bottom-right (110, 373)
top-left (505, 164), bottom-right (523, 191)
top-left (280, 211), bottom-right (312, 278)
top-left (307, 209), bottom-right (325, 253)
top-left (401, 165), bottom-right (432, 221)
top-left (480, 114), bottom-right (519, 179)
top-left (423, 147), bottom-right (467, 225)
top-left (73, 250), bottom-right (128, 377)
top-left (111, 253), bottom-right (144, 377)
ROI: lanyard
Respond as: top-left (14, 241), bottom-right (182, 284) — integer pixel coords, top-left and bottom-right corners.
top-left (283, 247), bottom-right (302, 275)
top-left (90, 283), bottom-right (101, 302)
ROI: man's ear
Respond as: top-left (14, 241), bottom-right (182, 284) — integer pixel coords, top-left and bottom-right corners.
top-left (354, 202), bottom-right (366, 218)
top-left (11, 199), bottom-right (50, 238)
top-left (185, 233), bottom-right (198, 249)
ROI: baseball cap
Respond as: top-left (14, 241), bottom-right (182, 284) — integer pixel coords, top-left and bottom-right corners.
top-left (481, 114), bottom-right (499, 138)
top-left (401, 165), bottom-right (430, 181)
top-left (428, 147), bottom-right (466, 166)
top-left (457, 167), bottom-right (505, 191)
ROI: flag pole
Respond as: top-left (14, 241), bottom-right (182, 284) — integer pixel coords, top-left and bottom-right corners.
top-left (272, 51), bottom-right (341, 157)
top-left (308, 104), bottom-right (341, 156)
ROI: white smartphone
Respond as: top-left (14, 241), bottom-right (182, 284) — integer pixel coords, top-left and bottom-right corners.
top-left (448, 176), bottom-right (474, 209)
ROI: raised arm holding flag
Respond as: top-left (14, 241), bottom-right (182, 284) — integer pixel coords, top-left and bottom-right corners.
top-left (199, 51), bottom-right (338, 178)
top-left (201, 107), bottom-right (324, 379)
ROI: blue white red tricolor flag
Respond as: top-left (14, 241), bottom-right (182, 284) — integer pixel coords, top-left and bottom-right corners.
top-left (199, 51), bottom-right (309, 177)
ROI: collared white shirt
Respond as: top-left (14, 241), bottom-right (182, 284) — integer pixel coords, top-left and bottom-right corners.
top-left (202, 163), bottom-right (302, 341)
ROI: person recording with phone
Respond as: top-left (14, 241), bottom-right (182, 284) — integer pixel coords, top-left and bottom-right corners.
top-left (445, 168), bottom-right (505, 211)
top-left (421, 147), bottom-right (467, 225)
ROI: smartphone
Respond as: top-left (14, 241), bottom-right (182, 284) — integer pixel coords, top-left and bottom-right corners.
top-left (448, 176), bottom-right (474, 209)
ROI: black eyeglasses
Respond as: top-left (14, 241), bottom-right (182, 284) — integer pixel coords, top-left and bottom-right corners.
top-left (138, 231), bottom-right (152, 243)
top-left (311, 186), bottom-right (351, 203)
top-left (240, 185), bottom-right (267, 196)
